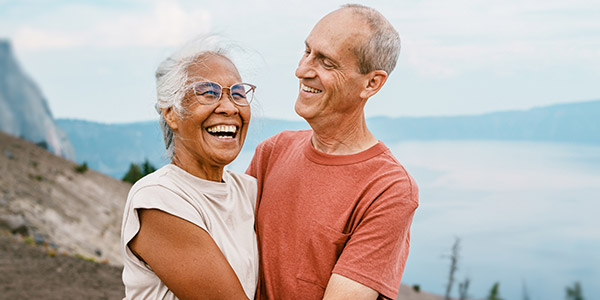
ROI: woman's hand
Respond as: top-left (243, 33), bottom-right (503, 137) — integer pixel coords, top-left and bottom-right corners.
top-left (129, 209), bottom-right (250, 300)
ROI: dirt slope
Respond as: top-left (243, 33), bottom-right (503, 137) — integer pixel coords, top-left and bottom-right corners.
top-left (0, 131), bottom-right (131, 265)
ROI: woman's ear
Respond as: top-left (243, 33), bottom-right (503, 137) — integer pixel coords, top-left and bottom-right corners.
top-left (360, 70), bottom-right (388, 100)
top-left (162, 107), bottom-right (179, 131)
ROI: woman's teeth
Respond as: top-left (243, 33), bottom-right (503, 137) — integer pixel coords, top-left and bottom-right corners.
top-left (207, 125), bottom-right (237, 138)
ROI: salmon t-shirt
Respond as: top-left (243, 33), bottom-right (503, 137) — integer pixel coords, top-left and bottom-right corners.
top-left (247, 130), bottom-right (418, 300)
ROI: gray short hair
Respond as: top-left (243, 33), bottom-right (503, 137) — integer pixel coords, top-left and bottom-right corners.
top-left (341, 4), bottom-right (401, 75)
top-left (154, 35), bottom-right (235, 159)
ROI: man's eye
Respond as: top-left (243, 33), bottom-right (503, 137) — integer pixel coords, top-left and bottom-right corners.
top-left (323, 59), bottom-right (334, 68)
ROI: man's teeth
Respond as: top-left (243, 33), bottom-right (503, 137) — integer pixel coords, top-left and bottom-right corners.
top-left (207, 125), bottom-right (237, 138)
top-left (301, 84), bottom-right (322, 93)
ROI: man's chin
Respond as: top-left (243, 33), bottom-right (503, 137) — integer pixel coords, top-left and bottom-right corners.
top-left (294, 101), bottom-right (316, 120)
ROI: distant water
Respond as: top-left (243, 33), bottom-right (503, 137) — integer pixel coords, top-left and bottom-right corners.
top-left (227, 140), bottom-right (600, 300)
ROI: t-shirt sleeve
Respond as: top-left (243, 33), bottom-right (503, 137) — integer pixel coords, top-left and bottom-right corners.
top-left (122, 185), bottom-right (208, 255)
top-left (246, 144), bottom-right (261, 178)
top-left (246, 133), bottom-right (279, 179)
top-left (332, 177), bottom-right (418, 299)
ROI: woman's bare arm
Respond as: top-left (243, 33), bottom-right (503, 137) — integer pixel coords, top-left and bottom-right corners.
top-left (129, 209), bottom-right (249, 300)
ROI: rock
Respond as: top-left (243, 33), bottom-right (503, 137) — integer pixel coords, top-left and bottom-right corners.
top-left (0, 39), bottom-right (75, 160)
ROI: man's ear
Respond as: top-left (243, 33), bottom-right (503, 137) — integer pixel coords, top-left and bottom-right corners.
top-left (360, 70), bottom-right (388, 100)
top-left (162, 107), bottom-right (179, 131)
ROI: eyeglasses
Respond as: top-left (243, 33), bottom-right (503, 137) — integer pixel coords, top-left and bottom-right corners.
top-left (189, 81), bottom-right (256, 106)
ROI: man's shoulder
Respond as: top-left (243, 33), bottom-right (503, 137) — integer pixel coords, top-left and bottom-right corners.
top-left (268, 129), bottom-right (311, 142)
top-left (364, 146), bottom-right (419, 198)
top-left (258, 129), bottom-right (312, 150)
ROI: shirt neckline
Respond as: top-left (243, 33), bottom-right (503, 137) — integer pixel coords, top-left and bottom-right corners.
top-left (302, 134), bottom-right (388, 166)
top-left (164, 164), bottom-right (229, 194)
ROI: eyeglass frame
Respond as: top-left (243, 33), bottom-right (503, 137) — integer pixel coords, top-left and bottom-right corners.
top-left (187, 81), bottom-right (256, 107)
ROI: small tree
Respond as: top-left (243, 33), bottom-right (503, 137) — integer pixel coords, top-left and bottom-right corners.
top-left (122, 159), bottom-right (157, 184)
top-left (487, 282), bottom-right (503, 300)
top-left (522, 281), bottom-right (531, 300)
top-left (141, 158), bottom-right (157, 175)
top-left (458, 277), bottom-right (470, 300)
top-left (122, 163), bottom-right (143, 184)
top-left (566, 282), bottom-right (584, 300)
top-left (35, 141), bottom-right (48, 150)
top-left (74, 162), bottom-right (88, 173)
top-left (444, 237), bottom-right (461, 300)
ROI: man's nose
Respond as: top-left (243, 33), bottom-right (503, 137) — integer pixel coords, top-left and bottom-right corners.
top-left (295, 56), bottom-right (316, 79)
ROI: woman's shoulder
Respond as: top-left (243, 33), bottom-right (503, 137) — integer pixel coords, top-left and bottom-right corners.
top-left (127, 164), bottom-right (181, 197)
top-left (224, 169), bottom-right (257, 187)
top-left (225, 170), bottom-right (257, 196)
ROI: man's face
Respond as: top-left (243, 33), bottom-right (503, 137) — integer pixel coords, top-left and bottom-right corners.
top-left (294, 9), bottom-right (371, 122)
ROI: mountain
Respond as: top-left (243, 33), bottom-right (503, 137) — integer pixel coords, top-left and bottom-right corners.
top-left (55, 117), bottom-right (310, 178)
top-left (367, 100), bottom-right (600, 144)
top-left (57, 99), bottom-right (600, 179)
top-left (0, 40), bottom-right (75, 160)
top-left (0, 131), bottom-right (130, 266)
top-left (56, 119), bottom-right (168, 178)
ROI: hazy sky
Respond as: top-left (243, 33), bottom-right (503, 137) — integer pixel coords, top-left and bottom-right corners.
top-left (1, 0), bottom-right (599, 123)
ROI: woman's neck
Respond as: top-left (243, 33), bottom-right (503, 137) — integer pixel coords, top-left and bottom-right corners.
top-left (171, 153), bottom-right (223, 182)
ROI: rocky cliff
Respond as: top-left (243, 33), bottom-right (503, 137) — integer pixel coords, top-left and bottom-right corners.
top-left (0, 131), bottom-right (130, 266)
top-left (0, 40), bottom-right (75, 160)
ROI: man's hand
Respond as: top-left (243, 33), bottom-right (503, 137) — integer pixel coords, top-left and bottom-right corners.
top-left (322, 273), bottom-right (379, 300)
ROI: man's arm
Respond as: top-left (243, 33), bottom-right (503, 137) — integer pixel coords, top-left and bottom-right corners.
top-left (324, 172), bottom-right (419, 299)
top-left (323, 274), bottom-right (379, 300)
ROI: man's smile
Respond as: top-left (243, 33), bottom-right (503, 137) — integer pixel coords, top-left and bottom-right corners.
top-left (301, 83), bottom-right (322, 94)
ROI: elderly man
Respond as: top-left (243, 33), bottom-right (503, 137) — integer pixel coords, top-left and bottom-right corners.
top-left (247, 4), bottom-right (418, 300)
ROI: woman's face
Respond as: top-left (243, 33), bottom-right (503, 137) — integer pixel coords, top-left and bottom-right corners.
top-left (168, 54), bottom-right (251, 175)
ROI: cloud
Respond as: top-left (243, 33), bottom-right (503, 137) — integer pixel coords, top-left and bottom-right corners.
top-left (13, 27), bottom-right (83, 50)
top-left (394, 0), bottom-right (600, 78)
top-left (12, 0), bottom-right (212, 51)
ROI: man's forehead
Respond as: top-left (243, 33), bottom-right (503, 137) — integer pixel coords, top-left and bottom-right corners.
top-left (307, 14), bottom-right (368, 56)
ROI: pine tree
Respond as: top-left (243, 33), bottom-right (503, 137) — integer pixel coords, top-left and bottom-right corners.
top-left (122, 159), bottom-right (157, 184)
top-left (487, 282), bottom-right (503, 300)
top-left (566, 282), bottom-right (584, 300)
top-left (122, 163), bottom-right (143, 184)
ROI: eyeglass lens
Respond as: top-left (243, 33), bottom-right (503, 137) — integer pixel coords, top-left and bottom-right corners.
top-left (193, 81), bottom-right (254, 105)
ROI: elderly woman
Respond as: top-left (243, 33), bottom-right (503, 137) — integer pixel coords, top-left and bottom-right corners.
top-left (120, 37), bottom-right (257, 299)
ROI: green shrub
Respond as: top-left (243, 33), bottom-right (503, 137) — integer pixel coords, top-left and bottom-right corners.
top-left (74, 162), bottom-right (88, 173)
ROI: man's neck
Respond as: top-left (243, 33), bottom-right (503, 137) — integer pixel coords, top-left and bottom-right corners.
top-left (308, 112), bottom-right (378, 155)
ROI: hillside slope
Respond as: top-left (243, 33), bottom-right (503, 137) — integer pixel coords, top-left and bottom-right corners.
top-left (0, 232), bottom-right (125, 299)
top-left (0, 131), bottom-right (130, 266)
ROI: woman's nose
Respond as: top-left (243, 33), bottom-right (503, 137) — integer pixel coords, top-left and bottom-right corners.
top-left (214, 92), bottom-right (239, 115)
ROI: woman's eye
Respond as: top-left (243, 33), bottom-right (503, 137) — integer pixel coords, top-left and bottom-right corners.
top-left (200, 90), bottom-right (219, 98)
